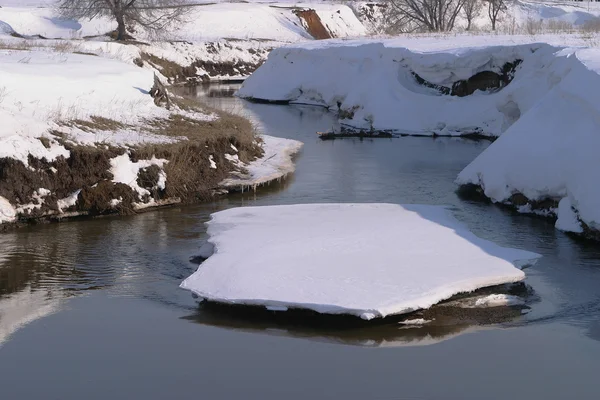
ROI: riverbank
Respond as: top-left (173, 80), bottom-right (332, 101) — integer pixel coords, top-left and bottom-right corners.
top-left (0, 47), bottom-right (302, 229)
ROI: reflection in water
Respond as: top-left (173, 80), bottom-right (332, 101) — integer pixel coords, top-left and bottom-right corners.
top-left (184, 289), bottom-right (527, 347)
top-left (0, 286), bottom-right (65, 347)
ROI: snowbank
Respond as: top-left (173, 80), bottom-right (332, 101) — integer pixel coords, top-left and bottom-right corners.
top-left (457, 47), bottom-right (600, 235)
top-left (0, 48), bottom-right (181, 165)
top-left (239, 39), bottom-right (569, 136)
top-left (180, 203), bottom-right (540, 320)
top-left (220, 135), bottom-right (303, 191)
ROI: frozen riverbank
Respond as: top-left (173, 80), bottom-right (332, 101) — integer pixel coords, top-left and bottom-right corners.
top-left (238, 37), bottom-right (600, 240)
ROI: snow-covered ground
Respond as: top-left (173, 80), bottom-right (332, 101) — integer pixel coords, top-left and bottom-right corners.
top-left (0, 2), bottom-right (366, 81)
top-left (180, 203), bottom-right (540, 319)
top-left (0, 3), bottom-right (365, 41)
top-left (0, 49), bottom-right (181, 161)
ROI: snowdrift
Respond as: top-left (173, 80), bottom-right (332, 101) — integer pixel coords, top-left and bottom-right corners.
top-left (180, 203), bottom-right (540, 320)
top-left (239, 38), bottom-right (600, 237)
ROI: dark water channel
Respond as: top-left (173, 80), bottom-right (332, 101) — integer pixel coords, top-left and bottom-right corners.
top-left (1, 84), bottom-right (599, 400)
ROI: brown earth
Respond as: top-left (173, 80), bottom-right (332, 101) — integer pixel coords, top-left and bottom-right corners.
top-left (412, 60), bottom-right (523, 97)
top-left (293, 9), bottom-right (333, 40)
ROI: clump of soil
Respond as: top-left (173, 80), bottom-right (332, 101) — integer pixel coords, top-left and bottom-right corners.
top-left (77, 181), bottom-right (136, 215)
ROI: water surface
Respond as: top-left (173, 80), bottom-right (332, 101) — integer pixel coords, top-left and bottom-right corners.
top-left (1, 84), bottom-right (599, 400)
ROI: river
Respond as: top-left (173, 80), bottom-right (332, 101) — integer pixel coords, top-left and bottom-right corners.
top-left (1, 84), bottom-right (599, 400)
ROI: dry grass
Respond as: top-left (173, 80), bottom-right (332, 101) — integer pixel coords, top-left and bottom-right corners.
top-left (69, 116), bottom-right (129, 132)
top-left (131, 97), bottom-right (263, 201)
top-left (0, 38), bottom-right (90, 54)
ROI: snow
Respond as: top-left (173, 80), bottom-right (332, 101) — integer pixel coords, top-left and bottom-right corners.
top-left (238, 39), bottom-right (576, 135)
top-left (56, 190), bottom-right (81, 213)
top-left (220, 135), bottom-right (303, 191)
top-left (0, 3), bottom-right (364, 41)
top-left (456, 47), bottom-right (600, 233)
top-left (180, 203), bottom-right (540, 320)
top-left (109, 154), bottom-right (168, 197)
top-left (555, 197), bottom-right (584, 233)
top-left (109, 198), bottom-right (123, 207)
top-left (209, 155), bottom-right (217, 169)
top-left (0, 48), bottom-right (184, 164)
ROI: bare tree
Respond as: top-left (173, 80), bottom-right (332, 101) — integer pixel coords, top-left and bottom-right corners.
top-left (485, 0), bottom-right (507, 31)
top-left (56, 0), bottom-right (190, 41)
top-left (462, 0), bottom-right (483, 31)
top-left (385, 0), bottom-right (467, 33)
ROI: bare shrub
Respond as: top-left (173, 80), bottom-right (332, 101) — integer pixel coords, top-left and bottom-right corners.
top-left (546, 19), bottom-right (574, 34)
top-left (51, 40), bottom-right (82, 53)
top-left (462, 0), bottom-right (483, 31)
top-left (0, 39), bottom-right (37, 51)
top-left (525, 17), bottom-right (543, 35)
top-left (385, 0), bottom-right (467, 33)
top-left (56, 0), bottom-right (192, 41)
top-left (485, 0), bottom-right (507, 31)
top-left (582, 17), bottom-right (600, 34)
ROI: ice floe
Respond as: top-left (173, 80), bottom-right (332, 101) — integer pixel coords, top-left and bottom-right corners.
top-left (181, 203), bottom-right (540, 320)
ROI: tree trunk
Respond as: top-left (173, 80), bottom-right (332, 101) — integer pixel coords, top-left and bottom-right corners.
top-left (116, 12), bottom-right (126, 41)
top-left (491, 18), bottom-right (496, 30)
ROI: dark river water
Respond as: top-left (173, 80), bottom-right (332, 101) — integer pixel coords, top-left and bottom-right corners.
top-left (1, 84), bottom-right (600, 400)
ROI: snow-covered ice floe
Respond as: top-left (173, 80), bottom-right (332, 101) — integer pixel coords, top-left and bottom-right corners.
top-left (181, 203), bottom-right (540, 320)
